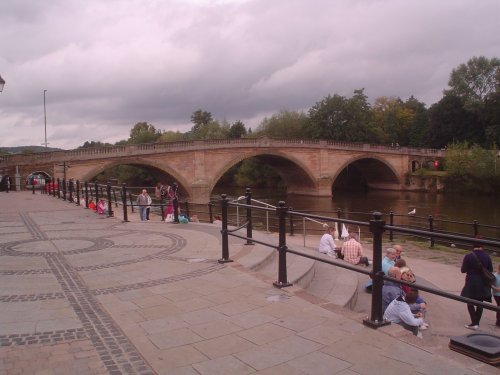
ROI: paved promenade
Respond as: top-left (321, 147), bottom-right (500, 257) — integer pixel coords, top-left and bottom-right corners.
top-left (0, 192), bottom-right (498, 374)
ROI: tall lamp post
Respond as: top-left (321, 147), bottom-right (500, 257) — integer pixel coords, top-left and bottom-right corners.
top-left (0, 75), bottom-right (5, 92)
top-left (43, 90), bottom-right (48, 148)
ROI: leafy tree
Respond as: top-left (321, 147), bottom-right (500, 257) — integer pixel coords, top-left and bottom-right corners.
top-left (233, 158), bottom-right (285, 189)
top-left (483, 91), bottom-right (500, 146)
top-left (129, 122), bottom-right (161, 144)
top-left (404, 96), bottom-right (429, 147)
top-left (94, 165), bottom-right (156, 186)
top-left (192, 120), bottom-right (229, 140)
top-left (444, 56), bottom-right (500, 107)
top-left (79, 141), bottom-right (113, 148)
top-left (427, 95), bottom-right (481, 148)
top-left (158, 130), bottom-right (186, 142)
top-left (372, 96), bottom-right (429, 147)
top-left (190, 109), bottom-right (213, 133)
top-left (228, 120), bottom-right (247, 139)
top-left (306, 89), bottom-right (374, 142)
top-left (444, 142), bottom-right (499, 192)
top-left (255, 110), bottom-right (308, 138)
top-left (372, 97), bottom-right (404, 144)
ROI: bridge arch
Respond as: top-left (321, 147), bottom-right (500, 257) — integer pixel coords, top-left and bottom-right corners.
top-left (80, 157), bottom-right (193, 199)
top-left (212, 150), bottom-right (318, 195)
top-left (332, 155), bottom-right (401, 192)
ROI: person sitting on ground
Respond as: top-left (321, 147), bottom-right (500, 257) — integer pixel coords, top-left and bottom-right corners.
top-left (394, 258), bottom-right (407, 268)
top-left (394, 244), bottom-right (404, 260)
top-left (382, 266), bottom-right (403, 313)
top-left (382, 247), bottom-right (398, 275)
top-left (319, 225), bottom-right (336, 257)
top-left (213, 214), bottom-right (222, 225)
top-left (341, 233), bottom-right (369, 266)
top-left (383, 290), bottom-right (427, 334)
top-left (399, 266), bottom-right (427, 315)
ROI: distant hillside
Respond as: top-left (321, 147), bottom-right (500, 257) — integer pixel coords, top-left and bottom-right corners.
top-left (0, 146), bottom-right (64, 154)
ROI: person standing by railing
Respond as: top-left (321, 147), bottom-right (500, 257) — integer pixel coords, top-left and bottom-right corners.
top-left (461, 241), bottom-right (493, 330)
top-left (136, 189), bottom-right (149, 221)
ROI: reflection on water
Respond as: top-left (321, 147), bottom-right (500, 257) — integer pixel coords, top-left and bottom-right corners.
top-left (213, 187), bottom-right (500, 239)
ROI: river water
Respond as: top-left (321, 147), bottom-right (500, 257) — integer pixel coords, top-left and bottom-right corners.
top-left (213, 187), bottom-right (500, 240)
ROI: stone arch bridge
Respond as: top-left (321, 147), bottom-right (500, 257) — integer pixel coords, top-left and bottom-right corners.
top-left (0, 138), bottom-right (444, 203)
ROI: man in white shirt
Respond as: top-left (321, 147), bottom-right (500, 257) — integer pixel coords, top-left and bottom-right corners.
top-left (319, 226), bottom-right (336, 257)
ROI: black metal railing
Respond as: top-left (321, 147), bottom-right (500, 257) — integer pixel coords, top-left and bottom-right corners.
top-left (217, 192), bottom-right (500, 330)
top-left (43, 180), bottom-right (220, 224)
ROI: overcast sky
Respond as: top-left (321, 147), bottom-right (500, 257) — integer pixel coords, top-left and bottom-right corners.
top-left (0, 0), bottom-right (499, 150)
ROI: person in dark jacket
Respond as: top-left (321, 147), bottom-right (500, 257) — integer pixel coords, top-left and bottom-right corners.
top-left (461, 240), bottom-right (493, 330)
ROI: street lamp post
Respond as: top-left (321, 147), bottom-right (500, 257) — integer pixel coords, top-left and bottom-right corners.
top-left (0, 75), bottom-right (5, 92)
top-left (43, 90), bottom-right (48, 148)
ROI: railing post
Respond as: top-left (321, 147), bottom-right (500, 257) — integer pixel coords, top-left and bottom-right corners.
top-left (106, 182), bottom-right (114, 217)
top-left (94, 182), bottom-right (99, 203)
top-left (62, 179), bottom-right (66, 201)
top-left (129, 193), bottom-right (134, 213)
top-left (389, 211), bottom-right (394, 241)
top-left (112, 189), bottom-right (118, 208)
top-left (289, 207), bottom-right (294, 236)
top-left (218, 194), bottom-right (233, 263)
top-left (76, 180), bottom-right (80, 205)
top-left (273, 201), bottom-right (292, 288)
top-left (208, 202), bottom-right (213, 223)
top-left (57, 178), bottom-right (61, 199)
top-left (473, 220), bottom-right (479, 237)
top-left (84, 181), bottom-right (89, 208)
top-left (363, 211), bottom-right (390, 328)
top-left (428, 215), bottom-right (434, 247)
top-left (160, 198), bottom-right (165, 221)
top-left (68, 179), bottom-right (74, 203)
top-left (173, 183), bottom-right (179, 223)
top-left (245, 187), bottom-right (253, 245)
top-left (337, 208), bottom-right (342, 235)
top-left (32, 182), bottom-right (35, 195)
top-left (121, 183), bottom-right (129, 222)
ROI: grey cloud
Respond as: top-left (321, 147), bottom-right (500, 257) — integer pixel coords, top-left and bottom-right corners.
top-left (0, 0), bottom-right (499, 149)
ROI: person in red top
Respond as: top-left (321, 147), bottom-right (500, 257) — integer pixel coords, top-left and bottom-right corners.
top-left (341, 233), bottom-right (369, 266)
top-left (88, 198), bottom-right (96, 211)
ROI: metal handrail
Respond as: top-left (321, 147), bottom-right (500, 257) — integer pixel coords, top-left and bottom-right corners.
top-left (218, 195), bottom-right (500, 332)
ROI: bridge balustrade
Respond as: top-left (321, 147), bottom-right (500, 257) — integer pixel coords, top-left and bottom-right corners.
top-left (217, 194), bottom-right (500, 330)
